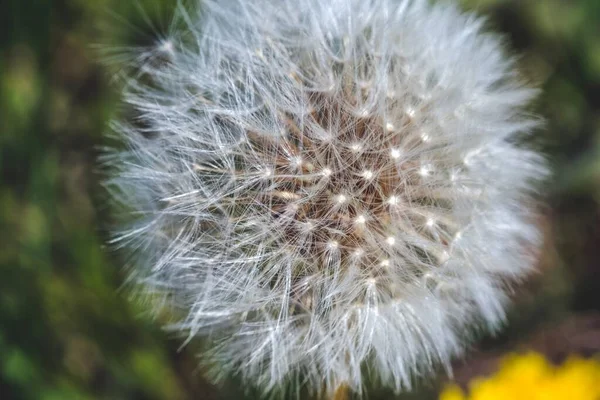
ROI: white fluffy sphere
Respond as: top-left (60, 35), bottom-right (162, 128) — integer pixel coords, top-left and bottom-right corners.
top-left (106, 0), bottom-right (547, 395)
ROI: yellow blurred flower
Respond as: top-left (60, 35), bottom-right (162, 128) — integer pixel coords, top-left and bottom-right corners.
top-left (440, 352), bottom-right (600, 400)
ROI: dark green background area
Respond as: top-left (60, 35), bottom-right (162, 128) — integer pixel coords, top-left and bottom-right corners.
top-left (1, 0), bottom-right (599, 399)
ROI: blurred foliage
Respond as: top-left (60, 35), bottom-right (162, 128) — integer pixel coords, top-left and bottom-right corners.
top-left (1, 0), bottom-right (599, 399)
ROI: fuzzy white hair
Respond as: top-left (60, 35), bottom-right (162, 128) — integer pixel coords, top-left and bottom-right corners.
top-left (105, 0), bottom-right (547, 396)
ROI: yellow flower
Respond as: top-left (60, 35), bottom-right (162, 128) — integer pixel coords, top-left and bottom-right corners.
top-left (440, 385), bottom-right (466, 400)
top-left (439, 352), bottom-right (600, 400)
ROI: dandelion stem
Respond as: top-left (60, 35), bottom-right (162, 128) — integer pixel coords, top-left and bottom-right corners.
top-left (333, 383), bottom-right (350, 400)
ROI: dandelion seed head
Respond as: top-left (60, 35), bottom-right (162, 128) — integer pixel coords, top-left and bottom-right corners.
top-left (106, 0), bottom-right (547, 396)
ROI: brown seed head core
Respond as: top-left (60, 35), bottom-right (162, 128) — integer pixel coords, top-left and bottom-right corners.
top-left (242, 90), bottom-right (459, 302)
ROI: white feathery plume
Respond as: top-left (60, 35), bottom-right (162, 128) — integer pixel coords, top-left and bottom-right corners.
top-left (104, 0), bottom-right (547, 396)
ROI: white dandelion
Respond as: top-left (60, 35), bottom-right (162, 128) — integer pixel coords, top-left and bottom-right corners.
top-left (104, 0), bottom-right (547, 396)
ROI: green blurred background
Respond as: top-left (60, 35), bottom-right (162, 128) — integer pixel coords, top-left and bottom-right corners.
top-left (1, 0), bottom-right (599, 399)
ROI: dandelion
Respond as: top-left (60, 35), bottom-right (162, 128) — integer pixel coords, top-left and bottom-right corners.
top-left (440, 352), bottom-right (600, 400)
top-left (104, 0), bottom-right (547, 396)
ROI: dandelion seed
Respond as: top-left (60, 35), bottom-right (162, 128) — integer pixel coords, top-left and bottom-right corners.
top-left (420, 163), bottom-right (433, 177)
top-left (361, 169), bottom-right (375, 180)
top-left (390, 148), bottom-right (403, 159)
top-left (388, 195), bottom-right (401, 206)
top-left (353, 248), bottom-right (364, 258)
top-left (350, 143), bottom-right (363, 152)
top-left (334, 194), bottom-right (348, 204)
top-left (263, 168), bottom-right (273, 177)
top-left (357, 108), bottom-right (370, 117)
top-left (421, 131), bottom-right (431, 143)
top-left (158, 40), bottom-right (173, 54)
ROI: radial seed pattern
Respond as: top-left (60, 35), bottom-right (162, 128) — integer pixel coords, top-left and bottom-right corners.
top-left (106, 0), bottom-right (547, 395)
top-left (241, 90), bottom-right (463, 302)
